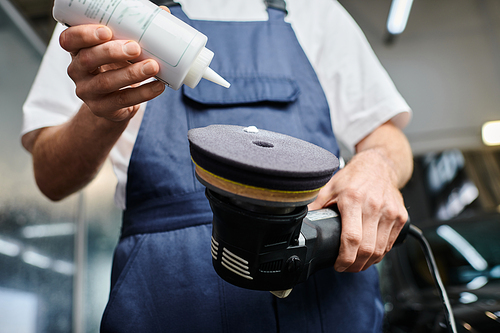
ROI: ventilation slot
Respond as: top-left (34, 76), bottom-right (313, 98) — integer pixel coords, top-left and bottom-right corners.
top-left (210, 236), bottom-right (219, 260)
top-left (221, 248), bottom-right (253, 280)
top-left (259, 260), bottom-right (283, 273)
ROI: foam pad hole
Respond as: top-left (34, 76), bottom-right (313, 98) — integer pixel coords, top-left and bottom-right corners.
top-left (253, 140), bottom-right (274, 148)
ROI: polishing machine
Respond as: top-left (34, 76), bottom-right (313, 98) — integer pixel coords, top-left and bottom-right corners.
top-left (188, 124), bottom-right (456, 332)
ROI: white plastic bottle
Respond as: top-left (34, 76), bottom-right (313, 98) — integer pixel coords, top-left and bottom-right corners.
top-left (53, 0), bottom-right (230, 90)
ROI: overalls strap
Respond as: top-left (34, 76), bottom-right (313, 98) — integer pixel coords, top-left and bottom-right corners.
top-left (264, 0), bottom-right (287, 14)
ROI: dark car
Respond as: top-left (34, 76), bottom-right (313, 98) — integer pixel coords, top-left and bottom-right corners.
top-left (381, 213), bottom-right (500, 332)
top-left (380, 149), bottom-right (500, 332)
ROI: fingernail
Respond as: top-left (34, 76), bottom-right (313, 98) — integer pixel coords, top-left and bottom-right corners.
top-left (123, 41), bottom-right (140, 56)
top-left (96, 27), bottom-right (111, 40)
top-left (152, 81), bottom-right (165, 93)
top-left (142, 61), bottom-right (156, 75)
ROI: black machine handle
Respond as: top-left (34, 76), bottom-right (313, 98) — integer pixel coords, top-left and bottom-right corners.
top-left (301, 210), bottom-right (457, 332)
top-left (299, 207), bottom-right (410, 283)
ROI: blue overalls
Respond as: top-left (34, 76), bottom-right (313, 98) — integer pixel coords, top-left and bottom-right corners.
top-left (100, 2), bottom-right (384, 332)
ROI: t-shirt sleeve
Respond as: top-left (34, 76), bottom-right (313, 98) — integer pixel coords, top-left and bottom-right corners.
top-left (287, 0), bottom-right (412, 153)
top-left (22, 24), bottom-right (83, 136)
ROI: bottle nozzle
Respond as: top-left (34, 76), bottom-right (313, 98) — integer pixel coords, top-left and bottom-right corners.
top-left (203, 67), bottom-right (230, 88)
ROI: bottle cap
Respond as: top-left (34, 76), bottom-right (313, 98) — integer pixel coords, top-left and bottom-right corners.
top-left (184, 48), bottom-right (230, 89)
top-left (203, 67), bottom-right (230, 88)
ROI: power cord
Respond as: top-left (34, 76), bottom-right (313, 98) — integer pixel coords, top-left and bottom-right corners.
top-left (408, 225), bottom-right (458, 333)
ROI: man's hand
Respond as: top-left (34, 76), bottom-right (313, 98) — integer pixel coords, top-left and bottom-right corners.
top-left (308, 121), bottom-right (412, 273)
top-left (23, 14), bottom-right (172, 201)
top-left (59, 24), bottom-right (165, 122)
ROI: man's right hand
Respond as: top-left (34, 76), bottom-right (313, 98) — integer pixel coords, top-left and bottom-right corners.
top-left (22, 24), bottom-right (167, 201)
top-left (59, 24), bottom-right (165, 122)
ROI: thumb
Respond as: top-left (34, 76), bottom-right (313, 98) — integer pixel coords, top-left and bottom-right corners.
top-left (308, 192), bottom-right (329, 211)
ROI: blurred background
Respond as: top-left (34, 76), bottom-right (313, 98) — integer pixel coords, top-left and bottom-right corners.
top-left (0, 0), bottom-right (499, 332)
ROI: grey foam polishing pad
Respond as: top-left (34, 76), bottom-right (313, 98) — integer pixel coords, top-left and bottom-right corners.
top-left (188, 125), bottom-right (339, 192)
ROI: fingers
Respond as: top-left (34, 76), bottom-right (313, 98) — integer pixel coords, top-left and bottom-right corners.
top-left (335, 196), bottom-right (408, 273)
top-left (361, 214), bottom-right (392, 269)
top-left (334, 199), bottom-right (363, 272)
top-left (308, 188), bottom-right (332, 211)
top-left (60, 24), bottom-right (165, 122)
top-left (385, 205), bottom-right (408, 252)
top-left (60, 25), bottom-right (112, 54)
top-left (308, 176), bottom-right (338, 211)
top-left (73, 58), bottom-right (164, 120)
top-left (352, 196), bottom-right (392, 271)
top-left (315, 148), bottom-right (410, 274)
top-left (75, 59), bottom-right (159, 96)
top-left (89, 79), bottom-right (165, 120)
top-left (67, 40), bottom-right (142, 84)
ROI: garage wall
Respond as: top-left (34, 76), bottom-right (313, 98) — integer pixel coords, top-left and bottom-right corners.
top-left (339, 0), bottom-right (500, 155)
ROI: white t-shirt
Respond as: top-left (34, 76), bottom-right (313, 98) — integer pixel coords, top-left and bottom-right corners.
top-left (22, 0), bottom-right (411, 209)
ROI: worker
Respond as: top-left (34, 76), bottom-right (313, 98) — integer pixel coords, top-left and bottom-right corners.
top-left (21, 0), bottom-right (413, 331)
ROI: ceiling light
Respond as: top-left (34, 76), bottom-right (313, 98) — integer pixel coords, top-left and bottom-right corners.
top-left (22, 223), bottom-right (75, 238)
top-left (22, 250), bottom-right (51, 269)
top-left (0, 238), bottom-right (21, 257)
top-left (482, 120), bottom-right (500, 146)
top-left (387, 0), bottom-right (414, 35)
top-left (52, 260), bottom-right (74, 276)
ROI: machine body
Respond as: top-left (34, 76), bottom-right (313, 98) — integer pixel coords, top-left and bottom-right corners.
top-left (207, 189), bottom-right (409, 294)
top-left (188, 125), bottom-right (409, 296)
top-left (207, 189), bottom-right (341, 292)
